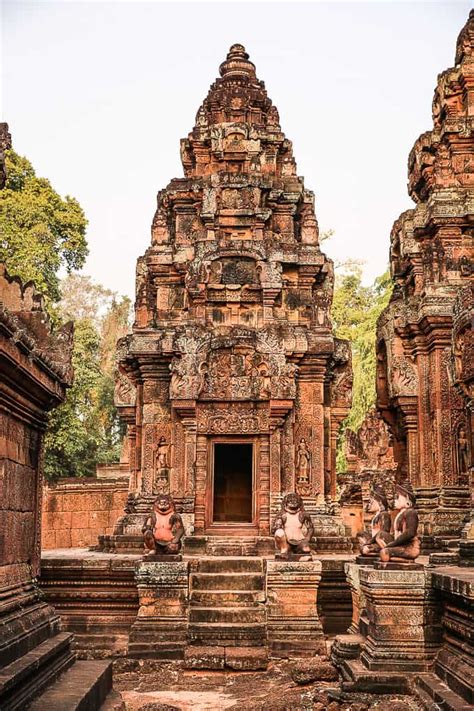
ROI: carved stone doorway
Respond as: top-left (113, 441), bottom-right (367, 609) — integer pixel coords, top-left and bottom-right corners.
top-left (211, 441), bottom-right (254, 526)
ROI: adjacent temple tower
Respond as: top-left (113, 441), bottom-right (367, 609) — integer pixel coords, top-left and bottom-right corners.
top-left (110, 45), bottom-right (351, 546)
top-left (376, 13), bottom-right (474, 543)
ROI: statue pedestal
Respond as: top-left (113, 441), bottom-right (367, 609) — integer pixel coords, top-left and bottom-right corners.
top-left (345, 561), bottom-right (367, 635)
top-left (143, 554), bottom-right (182, 562)
top-left (374, 561), bottom-right (424, 571)
top-left (128, 560), bottom-right (189, 659)
top-left (266, 560), bottom-right (325, 657)
top-left (359, 566), bottom-right (442, 672)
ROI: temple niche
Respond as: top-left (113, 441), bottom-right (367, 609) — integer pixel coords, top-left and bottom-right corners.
top-left (375, 14), bottom-right (474, 545)
top-left (106, 44), bottom-right (352, 549)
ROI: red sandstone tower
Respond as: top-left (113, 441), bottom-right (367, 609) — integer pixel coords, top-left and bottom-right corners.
top-left (376, 12), bottom-right (474, 543)
top-left (109, 45), bottom-right (351, 549)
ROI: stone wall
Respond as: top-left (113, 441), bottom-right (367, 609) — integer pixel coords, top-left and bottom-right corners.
top-left (42, 478), bottom-right (129, 549)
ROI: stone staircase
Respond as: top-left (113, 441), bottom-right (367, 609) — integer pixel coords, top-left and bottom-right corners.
top-left (0, 629), bottom-right (112, 711)
top-left (185, 556), bottom-right (268, 670)
top-left (414, 672), bottom-right (473, 711)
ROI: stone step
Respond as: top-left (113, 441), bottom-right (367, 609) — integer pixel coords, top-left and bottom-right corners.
top-left (190, 572), bottom-right (264, 591)
top-left (0, 631), bottom-right (75, 710)
top-left (190, 589), bottom-right (266, 606)
top-left (188, 622), bottom-right (266, 647)
top-left (184, 536), bottom-right (274, 557)
top-left (429, 551), bottom-right (460, 566)
top-left (414, 672), bottom-right (473, 711)
top-left (340, 659), bottom-right (411, 694)
top-left (29, 660), bottom-right (112, 711)
top-left (189, 606), bottom-right (265, 624)
top-left (433, 536), bottom-right (462, 550)
top-left (195, 557), bottom-right (264, 574)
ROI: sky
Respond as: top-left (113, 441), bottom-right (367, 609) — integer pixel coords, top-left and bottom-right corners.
top-left (1, 1), bottom-right (471, 300)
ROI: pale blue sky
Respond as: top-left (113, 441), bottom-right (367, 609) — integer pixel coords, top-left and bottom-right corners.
top-left (1, 1), bottom-right (471, 299)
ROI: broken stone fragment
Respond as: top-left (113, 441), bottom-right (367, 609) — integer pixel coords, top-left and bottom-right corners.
top-left (290, 656), bottom-right (339, 685)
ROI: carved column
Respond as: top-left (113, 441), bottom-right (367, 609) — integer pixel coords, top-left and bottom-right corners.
top-left (258, 435), bottom-right (270, 535)
top-left (194, 433), bottom-right (208, 533)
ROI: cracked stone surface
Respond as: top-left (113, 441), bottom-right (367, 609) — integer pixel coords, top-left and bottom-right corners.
top-left (112, 659), bottom-right (423, 711)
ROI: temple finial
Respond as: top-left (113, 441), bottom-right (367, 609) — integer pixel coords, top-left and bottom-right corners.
top-left (219, 43), bottom-right (256, 79)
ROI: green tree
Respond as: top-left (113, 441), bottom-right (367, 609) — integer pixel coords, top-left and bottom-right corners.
top-left (333, 266), bottom-right (392, 471)
top-left (44, 277), bottom-right (132, 479)
top-left (0, 149), bottom-right (88, 304)
top-left (44, 318), bottom-right (103, 478)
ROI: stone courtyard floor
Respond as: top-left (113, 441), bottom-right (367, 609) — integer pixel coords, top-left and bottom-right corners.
top-left (108, 659), bottom-right (423, 711)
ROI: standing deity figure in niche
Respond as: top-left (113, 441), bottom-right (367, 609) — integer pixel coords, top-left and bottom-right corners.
top-left (295, 438), bottom-right (311, 484)
top-left (457, 426), bottom-right (470, 479)
top-left (153, 437), bottom-right (170, 494)
top-left (357, 486), bottom-right (393, 557)
top-left (272, 493), bottom-right (314, 559)
top-left (142, 494), bottom-right (184, 555)
top-left (379, 482), bottom-right (420, 563)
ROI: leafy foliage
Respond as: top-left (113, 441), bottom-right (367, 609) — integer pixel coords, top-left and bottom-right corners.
top-left (332, 266), bottom-right (392, 470)
top-left (44, 277), bottom-right (132, 479)
top-left (0, 149), bottom-right (88, 303)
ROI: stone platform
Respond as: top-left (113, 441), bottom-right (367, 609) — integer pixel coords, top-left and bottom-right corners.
top-left (332, 557), bottom-right (474, 708)
top-left (39, 545), bottom-right (354, 668)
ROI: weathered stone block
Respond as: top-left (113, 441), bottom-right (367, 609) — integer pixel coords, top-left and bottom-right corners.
top-left (290, 656), bottom-right (339, 684)
top-left (128, 560), bottom-right (189, 659)
top-left (359, 566), bottom-right (442, 671)
top-left (266, 559), bottom-right (325, 657)
top-left (183, 646), bottom-right (225, 669)
top-left (224, 646), bottom-right (268, 670)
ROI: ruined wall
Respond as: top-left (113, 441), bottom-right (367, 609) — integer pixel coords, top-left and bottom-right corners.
top-left (0, 263), bottom-right (73, 575)
top-left (0, 253), bottom-right (78, 703)
top-left (42, 478), bottom-right (129, 549)
top-left (375, 12), bottom-right (474, 542)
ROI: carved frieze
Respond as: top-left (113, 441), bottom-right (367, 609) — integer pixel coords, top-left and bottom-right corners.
top-left (197, 402), bottom-right (269, 434)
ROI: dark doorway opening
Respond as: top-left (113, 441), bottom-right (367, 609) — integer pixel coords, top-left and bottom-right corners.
top-left (213, 443), bottom-right (253, 523)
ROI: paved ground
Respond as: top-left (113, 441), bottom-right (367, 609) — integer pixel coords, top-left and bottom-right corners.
top-left (112, 659), bottom-right (424, 711)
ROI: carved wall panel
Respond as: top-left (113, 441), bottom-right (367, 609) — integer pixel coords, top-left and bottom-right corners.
top-left (197, 402), bottom-right (269, 434)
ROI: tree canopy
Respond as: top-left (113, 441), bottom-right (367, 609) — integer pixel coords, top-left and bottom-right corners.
top-left (0, 149), bottom-right (88, 303)
top-left (332, 265), bottom-right (392, 470)
top-left (44, 276), bottom-right (132, 479)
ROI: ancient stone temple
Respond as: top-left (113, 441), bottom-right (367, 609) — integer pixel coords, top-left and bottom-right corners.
top-left (376, 13), bottom-right (474, 545)
top-left (108, 44), bottom-right (352, 549)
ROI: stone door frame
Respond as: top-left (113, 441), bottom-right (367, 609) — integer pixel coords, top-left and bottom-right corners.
top-left (204, 434), bottom-right (260, 534)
